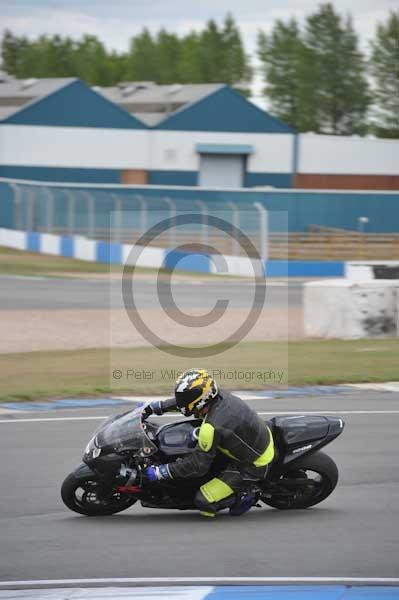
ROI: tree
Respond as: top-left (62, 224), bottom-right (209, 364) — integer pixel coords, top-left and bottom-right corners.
top-left (304, 3), bottom-right (370, 134)
top-left (74, 35), bottom-right (110, 85)
top-left (257, 3), bottom-right (370, 134)
top-left (370, 11), bottom-right (399, 138)
top-left (155, 30), bottom-right (181, 84)
top-left (257, 19), bottom-right (314, 130)
top-left (198, 20), bottom-right (225, 82)
top-left (124, 29), bottom-right (159, 81)
top-left (221, 13), bottom-right (252, 93)
top-left (1, 30), bottom-right (35, 77)
top-left (1, 30), bottom-right (25, 76)
top-left (178, 32), bottom-right (203, 83)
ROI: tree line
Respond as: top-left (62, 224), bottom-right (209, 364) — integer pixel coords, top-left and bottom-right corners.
top-left (1, 15), bottom-right (251, 93)
top-left (1, 5), bottom-right (398, 137)
top-left (258, 4), bottom-right (398, 137)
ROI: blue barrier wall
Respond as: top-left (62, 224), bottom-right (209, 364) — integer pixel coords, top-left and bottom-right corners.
top-left (1, 179), bottom-right (399, 233)
top-left (265, 260), bottom-right (345, 277)
top-left (165, 249), bottom-right (212, 273)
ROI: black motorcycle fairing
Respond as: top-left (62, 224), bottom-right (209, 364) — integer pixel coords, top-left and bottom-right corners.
top-left (96, 410), bottom-right (157, 455)
top-left (272, 416), bottom-right (329, 444)
top-left (327, 416), bottom-right (345, 437)
top-left (72, 462), bottom-right (97, 479)
top-left (84, 406), bottom-right (157, 460)
top-left (269, 415), bottom-right (345, 466)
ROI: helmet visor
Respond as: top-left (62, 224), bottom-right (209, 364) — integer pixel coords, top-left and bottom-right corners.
top-left (175, 387), bottom-right (203, 416)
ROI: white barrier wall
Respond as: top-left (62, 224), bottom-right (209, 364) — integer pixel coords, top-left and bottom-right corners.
top-left (0, 227), bottom-right (26, 249)
top-left (0, 227), bottom-right (264, 277)
top-left (304, 279), bottom-right (399, 338)
top-left (346, 261), bottom-right (399, 281)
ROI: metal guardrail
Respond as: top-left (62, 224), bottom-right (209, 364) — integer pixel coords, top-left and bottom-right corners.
top-left (8, 180), bottom-right (399, 261)
top-left (8, 182), bottom-right (269, 259)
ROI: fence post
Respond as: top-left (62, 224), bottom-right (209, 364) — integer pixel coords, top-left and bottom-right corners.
top-left (112, 194), bottom-right (122, 242)
top-left (227, 201), bottom-right (239, 256)
top-left (82, 191), bottom-right (95, 239)
top-left (135, 195), bottom-right (147, 244)
top-left (27, 188), bottom-right (35, 232)
top-left (9, 182), bottom-right (22, 231)
top-left (253, 202), bottom-right (268, 260)
top-left (195, 199), bottom-right (208, 247)
top-left (65, 190), bottom-right (75, 236)
top-left (164, 197), bottom-right (177, 249)
top-left (45, 187), bottom-right (54, 234)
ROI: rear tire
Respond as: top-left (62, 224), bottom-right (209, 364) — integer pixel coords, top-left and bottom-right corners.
top-left (61, 469), bottom-right (138, 516)
top-left (261, 451), bottom-right (338, 510)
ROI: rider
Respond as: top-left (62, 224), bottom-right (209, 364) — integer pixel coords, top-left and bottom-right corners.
top-left (142, 368), bottom-right (275, 518)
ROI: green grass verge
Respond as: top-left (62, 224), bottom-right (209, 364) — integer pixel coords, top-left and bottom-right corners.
top-left (0, 247), bottom-right (240, 279)
top-left (0, 246), bottom-right (153, 276)
top-left (1, 339), bottom-right (398, 402)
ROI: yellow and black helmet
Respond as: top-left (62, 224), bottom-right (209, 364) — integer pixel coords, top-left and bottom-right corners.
top-left (174, 369), bottom-right (218, 417)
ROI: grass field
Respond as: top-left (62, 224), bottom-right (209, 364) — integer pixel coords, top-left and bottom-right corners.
top-left (1, 339), bottom-right (398, 401)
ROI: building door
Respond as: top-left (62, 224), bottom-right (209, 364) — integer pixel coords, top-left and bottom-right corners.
top-left (198, 154), bottom-right (244, 188)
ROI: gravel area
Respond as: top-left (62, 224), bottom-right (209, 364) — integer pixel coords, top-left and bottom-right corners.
top-left (1, 306), bottom-right (303, 353)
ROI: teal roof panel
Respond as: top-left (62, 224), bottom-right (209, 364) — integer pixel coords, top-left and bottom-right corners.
top-left (157, 86), bottom-right (294, 133)
top-left (2, 79), bottom-right (147, 129)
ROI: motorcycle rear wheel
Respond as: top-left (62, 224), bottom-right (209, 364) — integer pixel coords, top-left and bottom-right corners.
top-left (261, 451), bottom-right (338, 510)
top-left (61, 469), bottom-right (138, 516)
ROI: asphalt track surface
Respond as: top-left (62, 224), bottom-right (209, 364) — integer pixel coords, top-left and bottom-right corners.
top-left (0, 275), bottom-right (302, 310)
top-left (0, 390), bottom-right (398, 581)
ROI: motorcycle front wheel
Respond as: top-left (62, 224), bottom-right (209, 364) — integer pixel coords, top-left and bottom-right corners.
top-left (261, 451), bottom-right (339, 510)
top-left (61, 466), bottom-right (138, 516)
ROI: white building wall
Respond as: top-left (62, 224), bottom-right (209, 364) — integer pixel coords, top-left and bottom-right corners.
top-left (0, 125), bottom-right (150, 169)
top-left (2, 123), bottom-right (399, 180)
top-left (150, 131), bottom-right (294, 173)
top-left (298, 134), bottom-right (399, 175)
top-left (0, 125), bottom-right (294, 175)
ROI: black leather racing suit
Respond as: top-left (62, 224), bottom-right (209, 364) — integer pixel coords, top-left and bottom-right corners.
top-left (157, 390), bottom-right (275, 513)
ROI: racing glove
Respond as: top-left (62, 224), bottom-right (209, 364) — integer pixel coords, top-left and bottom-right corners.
top-left (143, 398), bottom-right (176, 420)
top-left (142, 400), bottom-right (164, 420)
top-left (145, 465), bottom-right (173, 482)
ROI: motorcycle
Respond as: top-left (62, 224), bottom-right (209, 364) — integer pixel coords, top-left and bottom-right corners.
top-left (61, 405), bottom-right (345, 516)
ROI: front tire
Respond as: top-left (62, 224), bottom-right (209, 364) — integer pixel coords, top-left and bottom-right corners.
top-left (262, 451), bottom-right (339, 510)
top-left (61, 467), bottom-right (138, 516)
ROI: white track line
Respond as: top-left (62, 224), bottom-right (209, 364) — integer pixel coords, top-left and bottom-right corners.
top-left (0, 416), bottom-right (108, 424)
top-left (262, 410), bottom-right (399, 415)
top-left (112, 395), bottom-right (265, 402)
top-left (1, 577), bottom-right (399, 587)
top-left (1, 409), bottom-right (399, 424)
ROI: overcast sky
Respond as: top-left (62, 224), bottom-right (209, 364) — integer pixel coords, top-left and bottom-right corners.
top-left (2, 0), bottom-right (396, 53)
top-left (1, 0), bottom-right (397, 103)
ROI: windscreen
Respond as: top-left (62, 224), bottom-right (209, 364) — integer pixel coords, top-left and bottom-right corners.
top-left (95, 409), bottom-right (157, 455)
